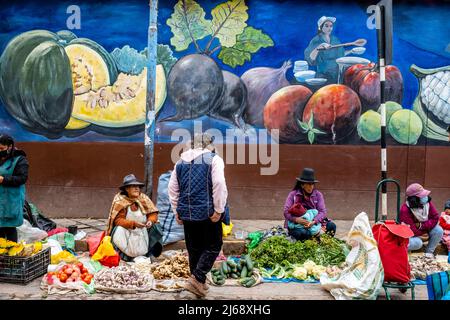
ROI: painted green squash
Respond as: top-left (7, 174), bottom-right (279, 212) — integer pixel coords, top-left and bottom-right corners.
top-left (0, 30), bottom-right (118, 137)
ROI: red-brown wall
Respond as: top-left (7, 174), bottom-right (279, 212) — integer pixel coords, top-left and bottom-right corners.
top-left (19, 142), bottom-right (450, 221)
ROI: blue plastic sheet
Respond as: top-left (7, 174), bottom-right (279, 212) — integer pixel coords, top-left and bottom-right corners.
top-left (262, 277), bottom-right (319, 283)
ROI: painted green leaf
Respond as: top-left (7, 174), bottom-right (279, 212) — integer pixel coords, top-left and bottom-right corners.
top-left (311, 128), bottom-right (326, 135)
top-left (217, 26), bottom-right (273, 67)
top-left (233, 26), bottom-right (274, 53)
top-left (218, 47), bottom-right (251, 68)
top-left (297, 119), bottom-right (309, 133)
top-left (167, 0), bottom-right (212, 51)
top-left (308, 131), bottom-right (315, 144)
top-left (211, 0), bottom-right (248, 47)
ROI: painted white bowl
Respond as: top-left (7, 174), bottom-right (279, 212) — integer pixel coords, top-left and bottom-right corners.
top-left (294, 60), bottom-right (308, 67)
top-left (295, 70), bottom-right (316, 82)
top-left (305, 78), bottom-right (327, 86)
top-left (352, 47), bottom-right (366, 55)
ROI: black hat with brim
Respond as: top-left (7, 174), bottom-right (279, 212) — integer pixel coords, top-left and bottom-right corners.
top-left (119, 174), bottom-right (145, 191)
top-left (296, 168), bottom-right (319, 183)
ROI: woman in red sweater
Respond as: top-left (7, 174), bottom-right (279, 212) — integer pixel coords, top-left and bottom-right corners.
top-left (439, 200), bottom-right (450, 251)
top-left (399, 183), bottom-right (443, 258)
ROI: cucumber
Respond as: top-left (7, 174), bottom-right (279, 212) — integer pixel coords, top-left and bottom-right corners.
top-left (231, 273), bottom-right (239, 279)
top-left (216, 278), bottom-right (225, 285)
top-left (237, 264), bottom-right (242, 272)
top-left (240, 259), bottom-right (247, 267)
top-left (227, 259), bottom-right (237, 267)
top-left (239, 277), bottom-right (252, 285)
top-left (244, 276), bottom-right (257, 288)
top-left (245, 255), bottom-right (254, 272)
top-left (212, 275), bottom-right (218, 283)
top-left (240, 266), bottom-right (248, 279)
top-left (212, 269), bottom-right (220, 276)
top-left (221, 261), bottom-right (229, 275)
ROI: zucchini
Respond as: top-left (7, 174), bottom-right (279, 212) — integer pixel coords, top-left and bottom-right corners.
top-left (245, 255), bottom-right (254, 272)
top-left (240, 266), bottom-right (248, 279)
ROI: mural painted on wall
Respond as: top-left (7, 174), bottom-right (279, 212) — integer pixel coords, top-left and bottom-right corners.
top-left (0, 0), bottom-right (448, 145)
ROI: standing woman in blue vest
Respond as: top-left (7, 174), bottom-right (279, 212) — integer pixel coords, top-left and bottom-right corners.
top-left (0, 134), bottom-right (29, 242)
top-left (168, 133), bottom-right (228, 298)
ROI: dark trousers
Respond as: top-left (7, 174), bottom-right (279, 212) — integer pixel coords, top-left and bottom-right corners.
top-left (0, 227), bottom-right (18, 242)
top-left (183, 219), bottom-right (223, 284)
top-left (289, 221), bottom-right (337, 241)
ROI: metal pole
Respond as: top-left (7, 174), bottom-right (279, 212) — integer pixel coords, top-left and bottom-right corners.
top-left (144, 0), bottom-right (158, 198)
top-left (377, 5), bottom-right (388, 219)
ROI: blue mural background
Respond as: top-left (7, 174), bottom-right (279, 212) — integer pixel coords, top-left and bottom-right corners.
top-left (0, 0), bottom-right (449, 142)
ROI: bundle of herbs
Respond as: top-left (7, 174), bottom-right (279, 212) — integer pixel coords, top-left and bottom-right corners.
top-left (249, 234), bottom-right (349, 269)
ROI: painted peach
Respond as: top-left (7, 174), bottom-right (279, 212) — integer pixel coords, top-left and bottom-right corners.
top-left (263, 85), bottom-right (312, 143)
top-left (302, 84), bottom-right (361, 143)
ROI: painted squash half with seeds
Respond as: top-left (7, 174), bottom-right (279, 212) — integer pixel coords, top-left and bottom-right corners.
top-left (0, 30), bottom-right (118, 137)
top-left (0, 30), bottom-right (167, 138)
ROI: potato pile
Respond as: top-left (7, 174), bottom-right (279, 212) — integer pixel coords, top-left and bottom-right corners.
top-left (151, 254), bottom-right (190, 280)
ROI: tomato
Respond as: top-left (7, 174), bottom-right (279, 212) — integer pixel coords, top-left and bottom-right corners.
top-left (59, 273), bottom-right (68, 283)
top-left (62, 265), bottom-right (69, 271)
top-left (64, 267), bottom-right (73, 275)
top-left (47, 272), bottom-right (56, 276)
top-left (76, 262), bottom-right (84, 269)
top-left (81, 267), bottom-right (88, 274)
top-left (83, 277), bottom-right (91, 284)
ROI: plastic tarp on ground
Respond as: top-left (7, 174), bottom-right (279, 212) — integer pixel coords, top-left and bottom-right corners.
top-left (157, 171), bottom-right (185, 245)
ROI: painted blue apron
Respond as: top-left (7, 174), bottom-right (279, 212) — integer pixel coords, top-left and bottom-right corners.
top-left (0, 157), bottom-right (25, 227)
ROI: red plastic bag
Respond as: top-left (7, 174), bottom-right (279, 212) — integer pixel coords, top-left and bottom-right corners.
top-left (99, 254), bottom-right (120, 268)
top-left (86, 231), bottom-right (106, 256)
top-left (372, 220), bottom-right (414, 283)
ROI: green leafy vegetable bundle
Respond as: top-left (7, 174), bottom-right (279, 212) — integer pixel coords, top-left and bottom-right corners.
top-left (249, 234), bottom-right (348, 269)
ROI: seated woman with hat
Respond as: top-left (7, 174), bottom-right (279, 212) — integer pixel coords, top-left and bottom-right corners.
top-left (283, 168), bottom-right (336, 241)
top-left (399, 183), bottom-right (443, 258)
top-left (106, 174), bottom-right (163, 262)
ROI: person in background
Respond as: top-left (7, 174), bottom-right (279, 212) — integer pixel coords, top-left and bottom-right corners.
top-left (439, 199), bottom-right (450, 252)
top-left (106, 174), bottom-right (162, 262)
top-left (0, 134), bottom-right (29, 242)
top-left (304, 16), bottom-right (356, 84)
top-left (283, 168), bottom-right (336, 241)
top-left (399, 183), bottom-right (443, 258)
top-left (168, 133), bottom-right (228, 298)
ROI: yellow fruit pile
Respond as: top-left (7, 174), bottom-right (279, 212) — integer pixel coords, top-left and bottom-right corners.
top-left (0, 238), bottom-right (43, 257)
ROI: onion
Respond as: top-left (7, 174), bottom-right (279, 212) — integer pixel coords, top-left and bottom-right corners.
top-left (241, 60), bottom-right (292, 127)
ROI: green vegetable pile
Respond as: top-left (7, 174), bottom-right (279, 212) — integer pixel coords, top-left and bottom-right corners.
top-left (249, 234), bottom-right (348, 269)
top-left (211, 255), bottom-right (257, 288)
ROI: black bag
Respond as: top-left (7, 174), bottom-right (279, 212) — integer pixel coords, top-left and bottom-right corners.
top-left (23, 200), bottom-right (57, 232)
